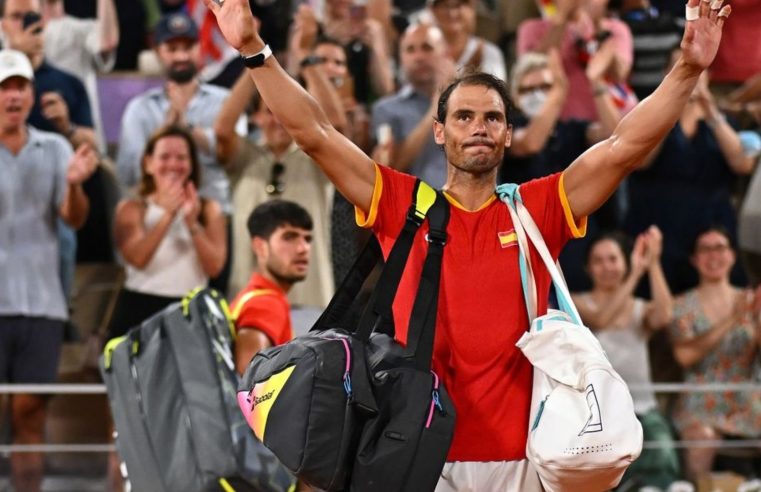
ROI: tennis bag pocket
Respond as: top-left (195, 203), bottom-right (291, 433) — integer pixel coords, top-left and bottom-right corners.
top-left (238, 329), bottom-right (374, 491)
top-left (351, 359), bottom-right (455, 492)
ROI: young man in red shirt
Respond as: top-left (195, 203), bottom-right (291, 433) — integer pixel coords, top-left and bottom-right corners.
top-left (230, 200), bottom-right (313, 375)
top-left (206, 0), bottom-right (730, 488)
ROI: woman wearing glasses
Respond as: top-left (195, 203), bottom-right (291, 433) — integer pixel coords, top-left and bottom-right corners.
top-left (668, 226), bottom-right (761, 483)
top-left (108, 125), bottom-right (227, 340)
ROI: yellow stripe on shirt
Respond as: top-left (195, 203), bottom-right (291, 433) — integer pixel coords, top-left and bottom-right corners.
top-left (355, 163), bottom-right (383, 228)
top-left (558, 172), bottom-right (588, 238)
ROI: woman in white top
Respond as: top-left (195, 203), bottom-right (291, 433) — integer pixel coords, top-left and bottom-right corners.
top-left (571, 226), bottom-right (680, 490)
top-left (108, 125), bottom-right (227, 339)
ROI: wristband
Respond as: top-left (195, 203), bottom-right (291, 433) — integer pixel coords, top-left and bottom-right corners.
top-left (240, 44), bottom-right (272, 69)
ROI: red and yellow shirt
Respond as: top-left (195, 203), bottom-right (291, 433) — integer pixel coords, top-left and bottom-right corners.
top-left (230, 273), bottom-right (293, 346)
top-left (356, 164), bottom-right (586, 462)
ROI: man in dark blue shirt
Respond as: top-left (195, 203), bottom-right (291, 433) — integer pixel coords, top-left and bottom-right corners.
top-left (1, 0), bottom-right (96, 149)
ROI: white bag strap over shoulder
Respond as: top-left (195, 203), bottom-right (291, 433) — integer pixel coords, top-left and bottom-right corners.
top-left (496, 183), bottom-right (582, 325)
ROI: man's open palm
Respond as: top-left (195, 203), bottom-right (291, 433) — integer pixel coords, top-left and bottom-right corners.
top-left (680, 0), bottom-right (731, 72)
top-left (202, 0), bottom-right (259, 52)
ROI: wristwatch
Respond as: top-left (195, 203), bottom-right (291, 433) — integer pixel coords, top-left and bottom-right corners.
top-left (240, 44), bottom-right (272, 69)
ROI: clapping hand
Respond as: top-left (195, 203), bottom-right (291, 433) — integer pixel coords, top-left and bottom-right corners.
top-left (66, 144), bottom-right (98, 185)
top-left (155, 181), bottom-right (185, 215)
top-left (182, 182), bottom-right (202, 226)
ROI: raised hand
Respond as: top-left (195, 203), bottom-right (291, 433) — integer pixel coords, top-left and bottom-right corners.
top-left (202, 0), bottom-right (261, 54)
top-left (644, 225), bottom-right (663, 266)
top-left (680, 0), bottom-right (731, 74)
top-left (40, 91), bottom-right (72, 135)
top-left (630, 233), bottom-right (649, 275)
top-left (66, 144), bottom-right (98, 185)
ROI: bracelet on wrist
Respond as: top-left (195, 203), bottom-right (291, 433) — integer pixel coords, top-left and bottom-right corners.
top-left (240, 44), bottom-right (272, 69)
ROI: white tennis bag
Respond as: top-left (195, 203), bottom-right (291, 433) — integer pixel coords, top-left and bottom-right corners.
top-left (498, 184), bottom-right (643, 492)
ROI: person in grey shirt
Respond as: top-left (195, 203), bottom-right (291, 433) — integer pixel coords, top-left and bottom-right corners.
top-left (0, 49), bottom-right (97, 492)
top-left (370, 23), bottom-right (455, 188)
top-left (116, 11), bottom-right (238, 292)
top-left (116, 12), bottom-right (237, 216)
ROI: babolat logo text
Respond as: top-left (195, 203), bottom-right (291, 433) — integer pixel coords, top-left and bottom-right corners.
top-left (253, 390), bottom-right (275, 407)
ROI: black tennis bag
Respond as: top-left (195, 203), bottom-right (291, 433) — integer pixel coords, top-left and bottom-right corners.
top-left (238, 180), bottom-right (456, 491)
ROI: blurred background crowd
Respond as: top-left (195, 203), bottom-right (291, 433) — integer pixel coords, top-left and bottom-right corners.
top-left (1, 0), bottom-right (761, 490)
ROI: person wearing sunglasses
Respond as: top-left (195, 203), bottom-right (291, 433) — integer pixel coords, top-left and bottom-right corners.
top-left (215, 74), bottom-right (335, 310)
top-left (668, 226), bottom-right (761, 483)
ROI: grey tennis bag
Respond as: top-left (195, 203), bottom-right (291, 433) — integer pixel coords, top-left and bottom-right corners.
top-left (100, 288), bottom-right (294, 492)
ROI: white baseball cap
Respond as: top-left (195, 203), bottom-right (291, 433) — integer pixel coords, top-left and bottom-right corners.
top-left (0, 49), bottom-right (34, 84)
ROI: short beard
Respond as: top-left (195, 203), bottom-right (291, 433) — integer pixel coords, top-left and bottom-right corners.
top-left (168, 64), bottom-right (197, 84)
top-left (269, 268), bottom-right (307, 287)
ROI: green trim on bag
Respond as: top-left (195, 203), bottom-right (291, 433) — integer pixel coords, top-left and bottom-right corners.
top-left (414, 181), bottom-right (437, 219)
top-left (531, 398), bottom-right (547, 431)
top-left (218, 478), bottom-right (235, 492)
top-left (181, 286), bottom-right (204, 316)
top-left (102, 336), bottom-right (128, 371)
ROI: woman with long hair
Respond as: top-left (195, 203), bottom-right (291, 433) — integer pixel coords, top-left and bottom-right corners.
top-left (108, 125), bottom-right (227, 339)
top-left (572, 226), bottom-right (680, 489)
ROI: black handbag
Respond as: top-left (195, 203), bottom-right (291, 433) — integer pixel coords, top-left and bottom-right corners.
top-left (238, 179), bottom-right (455, 491)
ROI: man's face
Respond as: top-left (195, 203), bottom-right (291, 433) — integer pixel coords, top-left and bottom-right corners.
top-left (0, 76), bottom-right (34, 130)
top-left (2, 0), bottom-right (43, 58)
top-left (399, 25), bottom-right (443, 87)
top-left (433, 84), bottom-right (511, 175)
top-left (313, 43), bottom-right (348, 85)
top-left (156, 38), bottom-right (201, 83)
top-left (256, 225), bottom-right (312, 285)
top-left (431, 0), bottom-right (471, 36)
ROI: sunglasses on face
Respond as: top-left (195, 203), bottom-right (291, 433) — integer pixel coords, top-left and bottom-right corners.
top-left (266, 162), bottom-right (285, 196)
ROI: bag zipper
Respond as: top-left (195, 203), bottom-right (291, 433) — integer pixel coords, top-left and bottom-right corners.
top-left (426, 370), bottom-right (445, 428)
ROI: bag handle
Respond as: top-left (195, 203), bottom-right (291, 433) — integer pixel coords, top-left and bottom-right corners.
top-left (497, 184), bottom-right (582, 325)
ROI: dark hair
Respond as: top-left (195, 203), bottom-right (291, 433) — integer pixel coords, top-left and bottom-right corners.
top-left (314, 35), bottom-right (345, 53)
top-left (139, 125), bottom-right (202, 197)
top-left (690, 225), bottom-right (734, 254)
top-left (247, 200), bottom-right (313, 239)
top-left (585, 230), bottom-right (633, 271)
top-left (436, 72), bottom-right (513, 123)
top-left (0, 0), bottom-right (5, 17)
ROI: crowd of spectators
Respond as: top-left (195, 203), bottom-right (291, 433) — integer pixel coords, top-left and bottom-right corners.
top-left (1, 0), bottom-right (761, 490)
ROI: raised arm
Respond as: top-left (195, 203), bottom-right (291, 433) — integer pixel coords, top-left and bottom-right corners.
top-left (642, 226), bottom-right (673, 331)
top-left (97, 0), bottom-right (120, 55)
top-left (203, 0), bottom-right (376, 213)
top-left (563, 0), bottom-right (731, 219)
top-left (214, 71), bottom-right (255, 164)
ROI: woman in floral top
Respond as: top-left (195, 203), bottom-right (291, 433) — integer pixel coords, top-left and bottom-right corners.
top-left (669, 226), bottom-right (761, 482)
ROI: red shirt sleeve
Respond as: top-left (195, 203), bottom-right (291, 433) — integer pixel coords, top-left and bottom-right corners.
top-left (519, 172), bottom-right (587, 259)
top-left (235, 296), bottom-right (292, 346)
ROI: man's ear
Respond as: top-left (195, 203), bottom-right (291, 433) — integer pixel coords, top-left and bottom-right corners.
top-left (433, 119), bottom-right (445, 145)
top-left (505, 123), bottom-right (513, 148)
top-left (251, 236), bottom-right (267, 262)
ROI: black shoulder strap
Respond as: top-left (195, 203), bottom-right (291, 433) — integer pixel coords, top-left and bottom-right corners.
top-left (405, 191), bottom-right (449, 370)
top-left (311, 179), bottom-right (436, 334)
top-left (354, 180), bottom-right (439, 341)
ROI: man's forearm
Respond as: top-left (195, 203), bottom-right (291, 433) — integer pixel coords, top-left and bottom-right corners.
top-left (97, 0), bottom-right (120, 53)
top-left (59, 183), bottom-right (90, 229)
top-left (609, 59), bottom-right (701, 171)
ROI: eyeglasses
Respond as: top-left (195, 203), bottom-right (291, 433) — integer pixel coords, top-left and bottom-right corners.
top-left (266, 162), bottom-right (285, 196)
top-left (695, 243), bottom-right (731, 255)
top-left (517, 83), bottom-right (553, 95)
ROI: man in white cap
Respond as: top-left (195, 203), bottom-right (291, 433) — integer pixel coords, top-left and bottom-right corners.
top-left (0, 48), bottom-right (97, 492)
